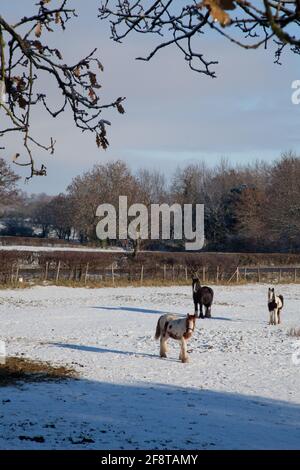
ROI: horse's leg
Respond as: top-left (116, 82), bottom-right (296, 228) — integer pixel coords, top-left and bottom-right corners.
top-left (180, 338), bottom-right (189, 363)
top-left (278, 309), bottom-right (281, 324)
top-left (160, 335), bottom-right (168, 358)
top-left (194, 300), bottom-right (198, 317)
top-left (274, 308), bottom-right (278, 325)
top-left (269, 310), bottom-right (274, 325)
top-left (205, 305), bottom-right (212, 318)
top-left (199, 303), bottom-right (204, 319)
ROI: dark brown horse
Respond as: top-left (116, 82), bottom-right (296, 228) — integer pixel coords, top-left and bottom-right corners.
top-left (192, 277), bottom-right (214, 319)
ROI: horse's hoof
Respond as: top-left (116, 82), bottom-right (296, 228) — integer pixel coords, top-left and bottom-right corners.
top-left (200, 314), bottom-right (205, 319)
top-left (181, 358), bottom-right (189, 363)
top-left (160, 354), bottom-right (167, 358)
top-left (205, 314), bottom-right (211, 319)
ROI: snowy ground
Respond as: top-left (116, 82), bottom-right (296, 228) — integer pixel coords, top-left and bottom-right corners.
top-left (0, 283), bottom-right (300, 450)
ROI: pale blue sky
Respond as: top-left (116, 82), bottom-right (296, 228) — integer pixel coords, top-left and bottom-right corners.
top-left (2, 1), bottom-right (300, 194)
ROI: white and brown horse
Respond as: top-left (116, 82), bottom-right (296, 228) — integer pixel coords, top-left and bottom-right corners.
top-left (155, 314), bottom-right (196, 363)
top-left (268, 287), bottom-right (284, 325)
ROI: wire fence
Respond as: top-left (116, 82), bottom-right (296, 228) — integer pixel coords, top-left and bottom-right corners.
top-left (4, 261), bottom-right (300, 286)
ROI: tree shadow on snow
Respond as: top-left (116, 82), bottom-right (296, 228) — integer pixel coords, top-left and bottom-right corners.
top-left (51, 342), bottom-right (158, 359)
top-left (91, 306), bottom-right (233, 322)
top-left (91, 306), bottom-right (179, 315)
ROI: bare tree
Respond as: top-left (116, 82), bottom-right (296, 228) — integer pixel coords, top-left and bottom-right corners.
top-left (234, 186), bottom-right (267, 247)
top-left (136, 168), bottom-right (167, 205)
top-left (30, 194), bottom-right (53, 238)
top-left (0, 0), bottom-right (125, 179)
top-left (45, 193), bottom-right (73, 239)
top-left (99, 1), bottom-right (300, 75)
top-left (265, 152), bottom-right (300, 250)
top-left (67, 160), bottom-right (138, 243)
top-left (0, 156), bottom-right (20, 210)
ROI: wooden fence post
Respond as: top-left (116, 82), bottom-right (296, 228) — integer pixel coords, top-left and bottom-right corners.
top-left (236, 266), bottom-right (240, 283)
top-left (111, 263), bottom-right (115, 286)
top-left (84, 263), bottom-right (89, 285)
top-left (44, 262), bottom-right (49, 281)
top-left (15, 264), bottom-right (20, 285)
top-left (185, 266), bottom-right (188, 281)
top-left (56, 261), bottom-right (61, 283)
top-left (216, 266), bottom-right (219, 284)
top-left (140, 265), bottom-right (144, 285)
top-left (163, 264), bottom-right (166, 281)
top-left (203, 266), bottom-right (206, 283)
top-left (228, 268), bottom-right (237, 284)
top-left (295, 268), bottom-right (297, 283)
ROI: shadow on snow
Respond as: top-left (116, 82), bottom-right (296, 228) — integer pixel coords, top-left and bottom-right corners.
top-left (51, 342), bottom-right (157, 359)
top-left (91, 306), bottom-right (233, 321)
top-left (1, 378), bottom-right (300, 450)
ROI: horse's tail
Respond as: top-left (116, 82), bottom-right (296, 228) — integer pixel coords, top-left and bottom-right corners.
top-left (155, 317), bottom-right (162, 340)
top-left (279, 295), bottom-right (284, 307)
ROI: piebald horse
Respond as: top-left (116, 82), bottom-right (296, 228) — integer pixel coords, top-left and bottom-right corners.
top-left (268, 287), bottom-right (284, 325)
top-left (155, 314), bottom-right (196, 363)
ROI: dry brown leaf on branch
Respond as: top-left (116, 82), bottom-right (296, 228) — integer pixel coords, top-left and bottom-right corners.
top-left (88, 87), bottom-right (97, 103)
top-left (116, 102), bottom-right (125, 114)
top-left (55, 12), bottom-right (61, 25)
top-left (115, 97), bottom-right (125, 114)
top-left (88, 72), bottom-right (97, 87)
top-left (32, 40), bottom-right (44, 53)
top-left (18, 96), bottom-right (28, 109)
top-left (14, 76), bottom-right (26, 92)
top-left (73, 66), bottom-right (81, 78)
top-left (35, 22), bottom-right (42, 38)
top-left (97, 60), bottom-right (104, 72)
top-left (54, 49), bottom-right (63, 60)
top-left (197, 0), bottom-right (235, 27)
top-left (217, 0), bottom-right (236, 10)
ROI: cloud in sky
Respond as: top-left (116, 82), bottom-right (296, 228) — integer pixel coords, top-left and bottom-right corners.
top-left (2, 1), bottom-right (300, 194)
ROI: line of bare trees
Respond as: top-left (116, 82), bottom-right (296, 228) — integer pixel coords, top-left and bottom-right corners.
top-left (1, 151), bottom-right (300, 252)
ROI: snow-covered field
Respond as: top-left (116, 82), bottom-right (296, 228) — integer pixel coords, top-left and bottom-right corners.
top-left (0, 284), bottom-right (300, 450)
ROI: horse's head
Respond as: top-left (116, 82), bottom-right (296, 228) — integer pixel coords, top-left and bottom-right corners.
top-left (186, 313), bottom-right (196, 333)
top-left (268, 287), bottom-right (275, 301)
top-left (192, 277), bottom-right (201, 292)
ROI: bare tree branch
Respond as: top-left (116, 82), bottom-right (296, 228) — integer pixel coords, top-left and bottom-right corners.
top-left (0, 0), bottom-right (125, 179)
top-left (99, 1), bottom-right (300, 75)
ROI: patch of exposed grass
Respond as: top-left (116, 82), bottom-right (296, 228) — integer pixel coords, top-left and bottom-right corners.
top-left (12, 278), bottom-right (193, 289)
top-left (1, 278), bottom-right (300, 290)
top-left (0, 356), bottom-right (76, 387)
